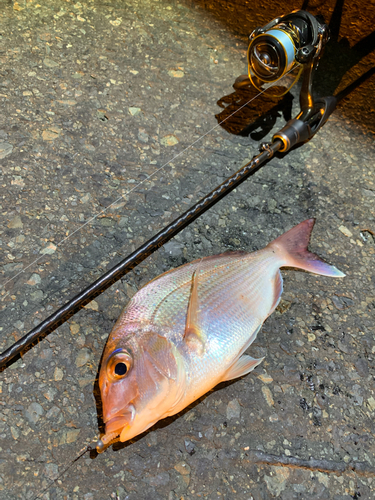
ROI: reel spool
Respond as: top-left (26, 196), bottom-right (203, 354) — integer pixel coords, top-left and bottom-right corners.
top-left (247, 10), bottom-right (329, 97)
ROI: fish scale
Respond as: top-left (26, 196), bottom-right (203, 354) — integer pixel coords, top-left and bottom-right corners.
top-left (96, 219), bottom-right (345, 451)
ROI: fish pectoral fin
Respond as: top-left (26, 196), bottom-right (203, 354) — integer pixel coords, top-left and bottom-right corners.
top-left (183, 267), bottom-right (206, 351)
top-left (222, 354), bottom-right (264, 382)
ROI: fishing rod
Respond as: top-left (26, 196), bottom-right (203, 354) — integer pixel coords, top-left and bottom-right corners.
top-left (0, 9), bottom-right (365, 370)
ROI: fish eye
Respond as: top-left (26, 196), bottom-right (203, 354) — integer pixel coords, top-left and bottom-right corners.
top-left (114, 362), bottom-right (127, 376)
top-left (107, 350), bottom-right (132, 380)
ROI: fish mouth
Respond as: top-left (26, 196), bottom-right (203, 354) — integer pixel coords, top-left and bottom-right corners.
top-left (97, 405), bottom-right (135, 452)
top-left (105, 415), bottom-right (131, 435)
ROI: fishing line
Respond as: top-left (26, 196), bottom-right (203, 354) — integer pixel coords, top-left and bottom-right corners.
top-left (8, 6), bottom-right (375, 497)
top-left (32, 445), bottom-right (93, 500)
top-left (1, 74), bottom-right (283, 292)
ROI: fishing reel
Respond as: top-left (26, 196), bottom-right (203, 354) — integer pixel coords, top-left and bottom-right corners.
top-left (247, 10), bottom-right (329, 98)
top-left (234, 10), bottom-right (336, 152)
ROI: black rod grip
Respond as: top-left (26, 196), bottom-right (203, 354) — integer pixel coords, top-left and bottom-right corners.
top-left (272, 118), bottom-right (312, 152)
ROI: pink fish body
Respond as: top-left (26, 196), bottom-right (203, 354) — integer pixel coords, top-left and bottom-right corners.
top-left (97, 219), bottom-right (344, 450)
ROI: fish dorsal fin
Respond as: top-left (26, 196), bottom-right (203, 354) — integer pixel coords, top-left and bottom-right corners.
top-left (222, 354), bottom-right (264, 382)
top-left (183, 264), bottom-right (206, 354)
top-left (269, 270), bottom-right (283, 316)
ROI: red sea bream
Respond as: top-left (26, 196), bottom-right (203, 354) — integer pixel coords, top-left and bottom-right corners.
top-left (96, 219), bottom-right (344, 450)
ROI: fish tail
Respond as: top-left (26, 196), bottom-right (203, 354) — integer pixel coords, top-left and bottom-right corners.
top-left (267, 219), bottom-right (345, 277)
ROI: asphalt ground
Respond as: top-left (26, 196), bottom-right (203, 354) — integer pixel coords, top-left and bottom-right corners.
top-left (0, 0), bottom-right (374, 499)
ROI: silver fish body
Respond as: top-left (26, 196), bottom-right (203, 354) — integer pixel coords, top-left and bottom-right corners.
top-left (97, 219), bottom-right (344, 450)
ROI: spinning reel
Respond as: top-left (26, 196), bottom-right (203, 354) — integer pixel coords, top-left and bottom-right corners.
top-left (236, 10), bottom-right (336, 152)
top-left (248, 11), bottom-right (328, 94)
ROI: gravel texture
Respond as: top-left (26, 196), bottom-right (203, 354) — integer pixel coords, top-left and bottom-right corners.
top-left (0, 0), bottom-right (374, 499)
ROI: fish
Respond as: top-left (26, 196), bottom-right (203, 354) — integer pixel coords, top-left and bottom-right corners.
top-left (96, 219), bottom-right (344, 451)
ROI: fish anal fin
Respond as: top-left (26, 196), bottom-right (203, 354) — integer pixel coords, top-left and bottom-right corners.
top-left (184, 267), bottom-right (206, 353)
top-left (222, 355), bottom-right (264, 382)
top-left (269, 270), bottom-right (283, 316)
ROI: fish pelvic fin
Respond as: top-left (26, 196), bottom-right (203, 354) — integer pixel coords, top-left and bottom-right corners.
top-left (184, 264), bottom-right (206, 353)
top-left (267, 219), bottom-right (345, 278)
top-left (222, 354), bottom-right (264, 382)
